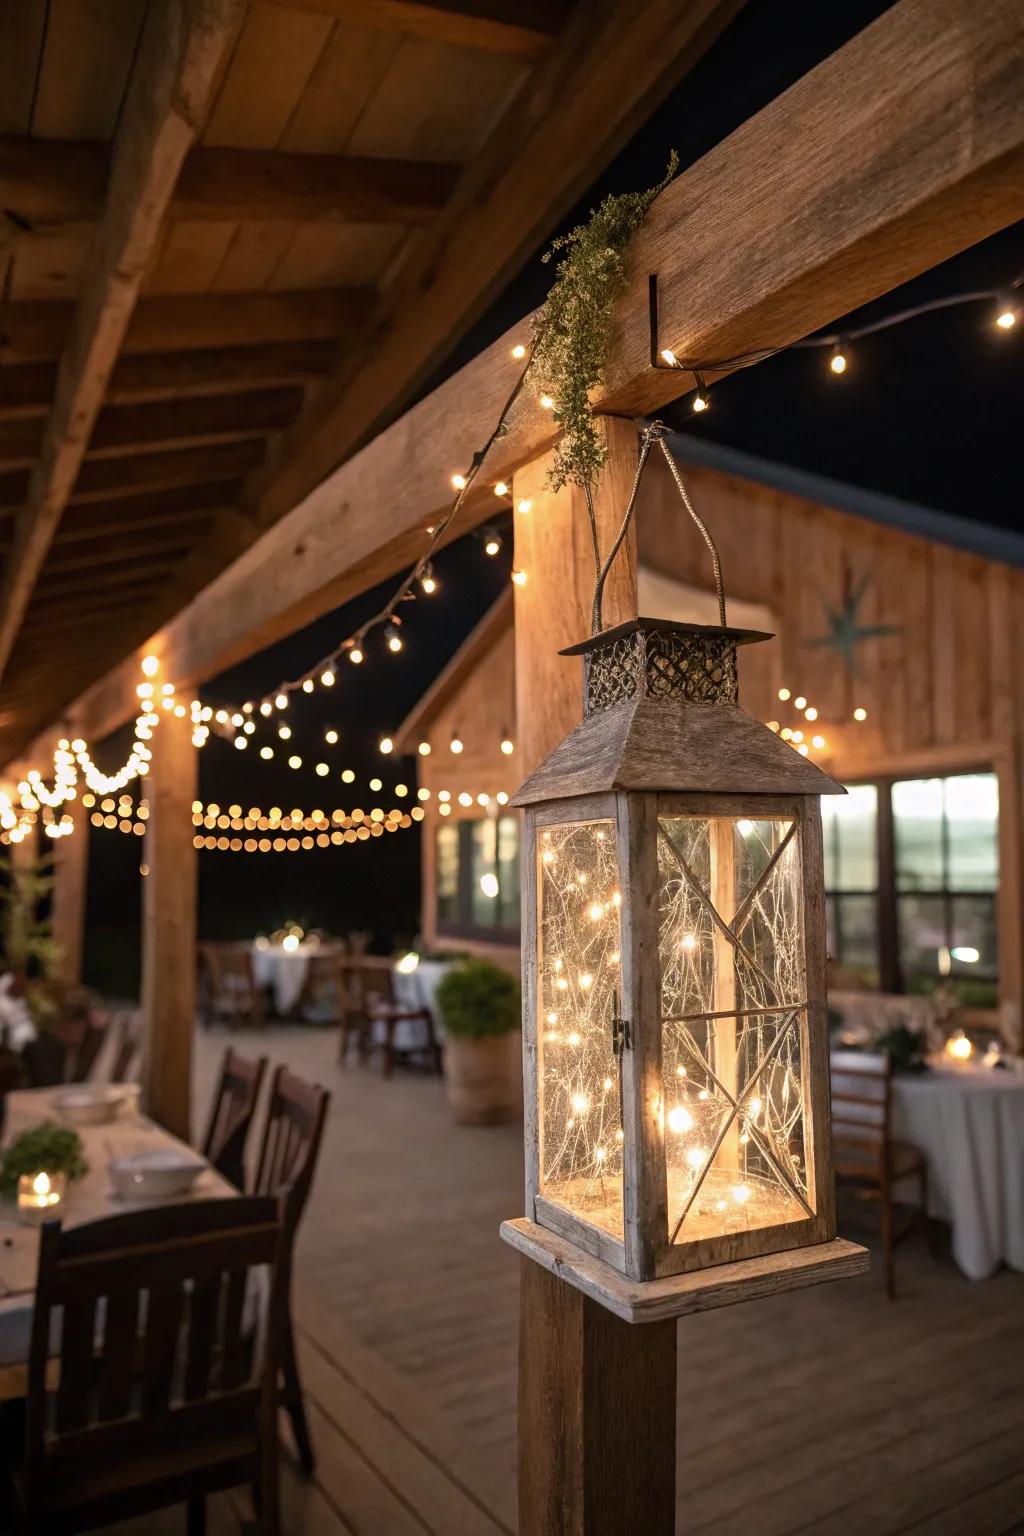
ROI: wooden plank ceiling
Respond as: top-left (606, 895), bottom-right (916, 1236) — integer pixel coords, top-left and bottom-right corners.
top-left (0, 0), bottom-right (741, 765)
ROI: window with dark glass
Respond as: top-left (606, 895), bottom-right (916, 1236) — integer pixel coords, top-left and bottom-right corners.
top-left (823, 771), bottom-right (999, 1004)
top-left (435, 815), bottom-right (520, 938)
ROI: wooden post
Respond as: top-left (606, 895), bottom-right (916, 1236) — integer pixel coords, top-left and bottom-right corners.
top-left (518, 1259), bottom-right (676, 1536)
top-left (141, 706), bottom-right (197, 1139)
top-left (51, 821), bottom-right (89, 986)
top-left (512, 419), bottom-right (678, 1534)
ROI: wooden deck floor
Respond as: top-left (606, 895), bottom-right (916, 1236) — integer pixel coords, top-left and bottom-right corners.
top-left (111, 1024), bottom-right (1023, 1535)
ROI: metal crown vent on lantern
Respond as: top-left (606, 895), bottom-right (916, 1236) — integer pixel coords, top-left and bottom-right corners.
top-left (511, 423), bottom-right (845, 1284)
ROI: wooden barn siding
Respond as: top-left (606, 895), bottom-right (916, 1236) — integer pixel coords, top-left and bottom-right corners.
top-left (638, 458), bottom-right (1024, 771)
top-left (418, 622), bottom-right (518, 966)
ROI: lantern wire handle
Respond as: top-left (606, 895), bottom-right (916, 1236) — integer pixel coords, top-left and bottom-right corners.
top-left (590, 421), bottom-right (728, 635)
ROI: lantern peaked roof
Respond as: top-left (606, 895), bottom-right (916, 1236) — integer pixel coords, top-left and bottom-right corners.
top-left (511, 693), bottom-right (845, 807)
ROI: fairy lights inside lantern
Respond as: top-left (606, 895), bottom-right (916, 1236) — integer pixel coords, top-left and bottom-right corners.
top-left (512, 425), bottom-right (843, 1282)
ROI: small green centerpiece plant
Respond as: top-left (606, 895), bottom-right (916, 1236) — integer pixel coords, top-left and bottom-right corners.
top-left (0, 1121), bottom-right (87, 1199)
top-left (436, 960), bottom-right (522, 1126)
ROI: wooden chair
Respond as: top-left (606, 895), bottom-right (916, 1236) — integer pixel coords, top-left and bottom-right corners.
top-left (12, 1196), bottom-right (285, 1535)
top-left (202, 1047), bottom-right (268, 1191)
top-left (108, 1009), bottom-right (141, 1083)
top-left (198, 943), bottom-right (265, 1031)
top-left (252, 1067), bottom-right (330, 1476)
top-left (830, 1050), bottom-right (928, 1300)
top-left (362, 962), bottom-right (442, 1079)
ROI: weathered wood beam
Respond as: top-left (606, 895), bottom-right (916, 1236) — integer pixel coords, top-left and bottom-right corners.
top-left (248, 0), bottom-right (743, 525)
top-left (0, 342), bottom-right (336, 420)
top-left (68, 441), bottom-right (264, 503)
top-left (10, 0), bottom-right (1024, 769)
top-left (0, 0), bottom-right (248, 687)
top-left (0, 288), bottom-right (369, 365)
top-left (43, 532), bottom-right (199, 576)
top-left (0, 136), bottom-right (460, 227)
top-left (263, 0), bottom-right (570, 57)
top-left (0, 387), bottom-right (301, 466)
top-left (56, 487), bottom-right (231, 543)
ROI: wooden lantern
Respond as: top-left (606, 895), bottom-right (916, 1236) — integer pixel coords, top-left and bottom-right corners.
top-left (512, 614), bottom-right (845, 1282)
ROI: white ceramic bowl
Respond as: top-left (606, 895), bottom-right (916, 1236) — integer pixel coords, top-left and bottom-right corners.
top-left (108, 1150), bottom-right (207, 1201)
top-left (53, 1084), bottom-right (131, 1126)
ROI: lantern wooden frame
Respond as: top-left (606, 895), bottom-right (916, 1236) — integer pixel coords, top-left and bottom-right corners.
top-left (514, 618), bottom-right (844, 1285)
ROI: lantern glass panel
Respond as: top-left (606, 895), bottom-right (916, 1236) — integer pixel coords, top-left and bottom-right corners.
top-left (658, 814), bottom-right (812, 1245)
top-left (537, 819), bottom-right (623, 1238)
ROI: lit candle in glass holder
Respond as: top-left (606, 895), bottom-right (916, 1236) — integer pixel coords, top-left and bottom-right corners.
top-left (18, 1170), bottom-right (66, 1223)
top-left (944, 1030), bottom-right (973, 1063)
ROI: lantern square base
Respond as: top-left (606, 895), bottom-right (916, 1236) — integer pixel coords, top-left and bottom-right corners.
top-left (501, 1217), bottom-right (869, 1324)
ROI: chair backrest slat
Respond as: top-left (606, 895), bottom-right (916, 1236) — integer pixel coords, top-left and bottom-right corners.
top-left (253, 1067), bottom-right (330, 1249)
top-left (56, 1295), bottom-right (98, 1432)
top-left (830, 1050), bottom-right (892, 1167)
top-left (202, 1047), bottom-right (267, 1189)
top-left (141, 1280), bottom-right (185, 1416)
top-left (97, 1288), bottom-right (140, 1421)
top-left (220, 1266), bottom-right (249, 1392)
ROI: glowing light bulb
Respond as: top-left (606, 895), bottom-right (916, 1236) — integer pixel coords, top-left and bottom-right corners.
top-left (579, 972), bottom-right (593, 990)
top-left (660, 347), bottom-right (678, 366)
top-left (680, 933), bottom-right (697, 952)
top-left (667, 1105), bottom-right (693, 1134)
top-left (517, 499), bottom-right (532, 515)
top-left (812, 734), bottom-right (826, 749)
top-left (567, 1031), bottom-right (580, 1046)
top-left (588, 902), bottom-right (604, 922)
top-left (500, 737), bottom-right (514, 755)
top-left (511, 343), bottom-right (527, 359)
top-left (320, 669), bottom-right (335, 686)
top-left (692, 388), bottom-right (709, 413)
top-left (794, 696), bottom-right (807, 711)
top-left (747, 1097), bottom-right (762, 1122)
top-left (447, 736), bottom-right (463, 756)
top-left (830, 345), bottom-right (847, 374)
top-left (288, 756), bottom-right (302, 770)
top-left (480, 872), bottom-right (499, 899)
top-left (348, 647), bottom-right (363, 666)
top-left (737, 819), bottom-right (754, 837)
top-left (315, 763), bottom-right (329, 777)
top-left (571, 1094), bottom-right (590, 1115)
top-left (778, 687), bottom-right (791, 701)
top-left (260, 747), bottom-right (274, 760)
top-left (511, 568), bottom-right (527, 586)
top-left (420, 566), bottom-right (437, 594)
top-left (996, 305), bottom-right (1018, 330)
top-left (539, 394), bottom-right (554, 410)
top-left (594, 1147), bottom-right (607, 1164)
top-left (379, 737), bottom-right (393, 755)
top-left (233, 736), bottom-right (247, 751)
top-left (259, 701), bottom-right (272, 716)
top-left (732, 1184), bottom-right (751, 1204)
top-left (451, 473), bottom-right (467, 490)
top-left (418, 741), bottom-right (431, 756)
top-left (853, 706), bottom-right (867, 721)
top-left (277, 726), bottom-right (292, 742)
top-left (275, 694), bottom-right (288, 709)
top-left (686, 1147), bottom-right (706, 1169)
top-left (140, 655), bottom-right (159, 677)
top-left (804, 705), bottom-right (818, 721)
top-left (483, 533), bottom-right (501, 556)
top-left (385, 627), bottom-right (403, 653)
top-left (494, 481), bottom-right (508, 497)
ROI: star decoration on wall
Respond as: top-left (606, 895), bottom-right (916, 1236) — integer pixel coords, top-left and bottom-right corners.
top-left (806, 568), bottom-right (899, 676)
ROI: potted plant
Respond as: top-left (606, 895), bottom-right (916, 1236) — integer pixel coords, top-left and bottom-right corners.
top-left (435, 960), bottom-right (522, 1125)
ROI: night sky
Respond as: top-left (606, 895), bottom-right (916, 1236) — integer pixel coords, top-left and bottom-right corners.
top-left (81, 0), bottom-right (1023, 996)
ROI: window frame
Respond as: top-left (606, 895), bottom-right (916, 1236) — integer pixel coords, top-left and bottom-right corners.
top-left (824, 765), bottom-right (999, 998)
top-left (435, 814), bottom-right (521, 945)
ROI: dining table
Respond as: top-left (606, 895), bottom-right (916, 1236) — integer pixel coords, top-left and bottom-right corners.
top-left (251, 938), bottom-right (338, 1015)
top-left (0, 1086), bottom-right (236, 1397)
top-left (891, 1058), bottom-right (1024, 1281)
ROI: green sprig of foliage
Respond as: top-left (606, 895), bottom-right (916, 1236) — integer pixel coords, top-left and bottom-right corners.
top-left (0, 1121), bottom-right (87, 1198)
top-left (530, 154), bottom-right (678, 492)
top-left (436, 959), bottom-right (521, 1041)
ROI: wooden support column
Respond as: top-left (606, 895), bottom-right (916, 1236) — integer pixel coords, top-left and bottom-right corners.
top-left (51, 820), bottom-right (89, 986)
top-left (141, 707), bottom-right (197, 1139)
top-left (512, 419), bottom-right (677, 1534)
top-left (518, 1259), bottom-right (676, 1536)
top-left (512, 416), bottom-right (639, 773)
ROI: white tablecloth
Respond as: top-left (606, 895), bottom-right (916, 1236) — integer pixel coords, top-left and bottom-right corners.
top-left (393, 959), bottom-right (453, 1039)
top-left (892, 1063), bottom-right (1024, 1281)
top-left (251, 942), bottom-right (318, 1014)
